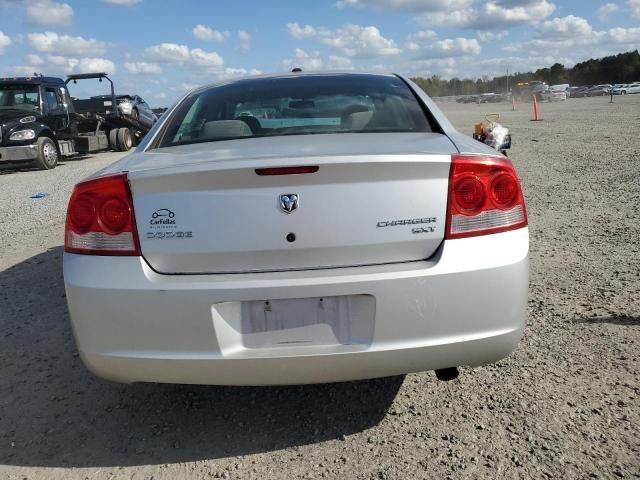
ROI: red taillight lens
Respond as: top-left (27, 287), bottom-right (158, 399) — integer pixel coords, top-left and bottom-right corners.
top-left (64, 173), bottom-right (141, 255)
top-left (100, 197), bottom-right (131, 233)
top-left (490, 173), bottom-right (519, 209)
top-left (445, 154), bottom-right (527, 239)
top-left (68, 194), bottom-right (95, 233)
top-left (454, 176), bottom-right (485, 213)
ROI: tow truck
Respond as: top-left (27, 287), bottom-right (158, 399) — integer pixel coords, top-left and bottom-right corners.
top-left (0, 73), bottom-right (153, 170)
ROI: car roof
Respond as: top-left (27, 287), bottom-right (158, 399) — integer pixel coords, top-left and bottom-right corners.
top-left (189, 71), bottom-right (398, 96)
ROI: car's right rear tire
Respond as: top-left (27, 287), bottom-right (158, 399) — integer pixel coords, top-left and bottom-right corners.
top-left (117, 128), bottom-right (133, 151)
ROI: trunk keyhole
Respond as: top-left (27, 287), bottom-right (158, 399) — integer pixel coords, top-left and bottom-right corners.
top-left (286, 233), bottom-right (296, 243)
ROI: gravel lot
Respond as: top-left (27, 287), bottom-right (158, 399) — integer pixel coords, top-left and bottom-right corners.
top-left (1, 96), bottom-right (638, 479)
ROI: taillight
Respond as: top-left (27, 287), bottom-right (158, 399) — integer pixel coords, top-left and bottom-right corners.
top-left (445, 154), bottom-right (527, 239)
top-left (64, 172), bottom-right (141, 255)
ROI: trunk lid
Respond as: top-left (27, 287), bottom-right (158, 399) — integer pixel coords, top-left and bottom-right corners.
top-left (128, 133), bottom-right (455, 274)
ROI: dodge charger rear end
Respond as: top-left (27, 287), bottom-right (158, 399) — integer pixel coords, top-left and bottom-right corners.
top-left (63, 73), bottom-right (528, 385)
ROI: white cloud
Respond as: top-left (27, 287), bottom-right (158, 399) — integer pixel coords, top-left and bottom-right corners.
top-left (143, 42), bottom-right (225, 69)
top-left (26, 53), bottom-right (43, 65)
top-left (144, 43), bottom-right (190, 62)
top-left (0, 31), bottom-right (11, 54)
top-left (103, 0), bottom-right (142, 5)
top-left (324, 25), bottom-right (401, 57)
top-left (287, 23), bottom-right (318, 39)
top-left (336, 0), bottom-right (554, 30)
top-left (540, 15), bottom-right (593, 39)
top-left (193, 24), bottom-right (228, 42)
top-left (417, 37), bottom-right (481, 58)
top-left (477, 30), bottom-right (508, 42)
top-left (124, 61), bottom-right (161, 74)
top-left (417, 0), bottom-right (556, 30)
top-left (406, 30), bottom-right (438, 51)
top-left (2, 65), bottom-right (41, 77)
top-left (506, 16), bottom-right (640, 53)
top-left (604, 26), bottom-right (640, 42)
top-left (336, 0), bottom-right (473, 11)
top-left (238, 30), bottom-right (251, 51)
top-left (598, 3), bottom-right (618, 20)
top-left (26, 0), bottom-right (73, 26)
top-left (190, 48), bottom-right (224, 67)
top-left (406, 30), bottom-right (481, 58)
top-left (28, 32), bottom-right (106, 57)
top-left (629, 0), bottom-right (640, 17)
top-left (282, 48), bottom-right (354, 71)
top-left (217, 67), bottom-right (263, 80)
top-left (47, 55), bottom-right (115, 75)
top-left (286, 23), bottom-right (401, 57)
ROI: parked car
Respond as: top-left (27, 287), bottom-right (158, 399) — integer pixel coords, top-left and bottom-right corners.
top-left (610, 84), bottom-right (627, 95)
top-left (570, 86), bottom-right (591, 98)
top-left (625, 82), bottom-right (640, 94)
top-left (461, 95), bottom-right (479, 103)
top-left (550, 84), bottom-right (570, 96)
top-left (586, 84), bottom-right (612, 96)
top-left (455, 95), bottom-right (478, 103)
top-left (479, 93), bottom-right (504, 103)
top-left (92, 94), bottom-right (157, 128)
top-left (63, 72), bottom-right (529, 386)
top-left (549, 90), bottom-right (567, 101)
top-left (540, 85), bottom-right (567, 101)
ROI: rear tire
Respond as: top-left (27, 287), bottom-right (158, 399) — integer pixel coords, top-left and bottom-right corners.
top-left (117, 127), bottom-right (133, 151)
top-left (108, 129), bottom-right (119, 151)
top-left (34, 137), bottom-right (59, 170)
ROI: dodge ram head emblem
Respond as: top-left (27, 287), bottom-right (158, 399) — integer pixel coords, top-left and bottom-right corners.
top-left (279, 194), bottom-right (299, 214)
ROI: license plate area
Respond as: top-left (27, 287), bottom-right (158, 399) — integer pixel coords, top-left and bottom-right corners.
top-left (212, 295), bottom-right (375, 352)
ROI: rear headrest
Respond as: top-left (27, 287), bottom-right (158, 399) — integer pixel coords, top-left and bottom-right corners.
top-left (202, 120), bottom-right (253, 140)
top-left (342, 110), bottom-right (374, 130)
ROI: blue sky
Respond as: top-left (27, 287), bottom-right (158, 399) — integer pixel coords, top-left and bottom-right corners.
top-left (1, 0), bottom-right (639, 106)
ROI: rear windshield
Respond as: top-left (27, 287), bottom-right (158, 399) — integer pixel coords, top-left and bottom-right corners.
top-left (157, 74), bottom-right (431, 148)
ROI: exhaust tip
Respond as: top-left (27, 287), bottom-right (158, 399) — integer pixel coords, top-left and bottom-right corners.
top-left (435, 367), bottom-right (459, 382)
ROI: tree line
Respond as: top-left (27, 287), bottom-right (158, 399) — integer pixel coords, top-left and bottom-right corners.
top-left (411, 50), bottom-right (640, 97)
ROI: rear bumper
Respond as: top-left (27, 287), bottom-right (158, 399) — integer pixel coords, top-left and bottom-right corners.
top-left (0, 145), bottom-right (38, 162)
top-left (63, 228), bottom-right (529, 385)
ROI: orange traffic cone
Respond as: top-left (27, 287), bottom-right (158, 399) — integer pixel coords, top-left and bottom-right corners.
top-left (512, 95), bottom-right (516, 111)
top-left (532, 94), bottom-right (540, 121)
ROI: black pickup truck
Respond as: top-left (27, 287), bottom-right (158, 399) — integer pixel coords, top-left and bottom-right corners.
top-left (0, 73), bottom-right (153, 170)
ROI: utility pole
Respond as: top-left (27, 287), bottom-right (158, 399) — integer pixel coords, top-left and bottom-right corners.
top-left (506, 66), bottom-right (510, 93)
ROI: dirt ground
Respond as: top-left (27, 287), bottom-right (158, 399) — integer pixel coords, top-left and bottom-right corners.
top-left (0, 95), bottom-right (638, 479)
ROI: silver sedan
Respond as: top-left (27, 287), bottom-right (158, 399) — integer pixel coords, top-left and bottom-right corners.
top-left (63, 72), bottom-right (529, 385)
